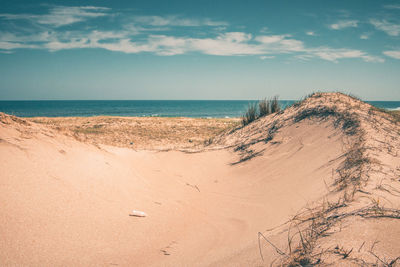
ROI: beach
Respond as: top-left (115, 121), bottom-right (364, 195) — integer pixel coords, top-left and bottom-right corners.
top-left (1, 92), bottom-right (400, 266)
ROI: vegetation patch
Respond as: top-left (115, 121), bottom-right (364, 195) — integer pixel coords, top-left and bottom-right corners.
top-left (294, 105), bottom-right (360, 135)
top-left (369, 106), bottom-right (400, 124)
top-left (241, 96), bottom-right (281, 126)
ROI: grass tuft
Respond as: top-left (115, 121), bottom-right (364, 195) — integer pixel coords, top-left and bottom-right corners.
top-left (241, 96), bottom-right (281, 126)
top-left (271, 96), bottom-right (281, 113)
top-left (258, 98), bottom-right (271, 117)
top-left (241, 102), bottom-right (258, 126)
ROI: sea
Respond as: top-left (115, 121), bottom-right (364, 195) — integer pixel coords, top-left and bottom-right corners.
top-left (0, 100), bottom-right (399, 118)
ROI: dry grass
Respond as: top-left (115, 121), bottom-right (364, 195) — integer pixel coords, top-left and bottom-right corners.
top-left (27, 116), bottom-right (240, 150)
top-left (294, 105), bottom-right (361, 136)
top-left (369, 107), bottom-right (400, 124)
top-left (259, 198), bottom-right (400, 266)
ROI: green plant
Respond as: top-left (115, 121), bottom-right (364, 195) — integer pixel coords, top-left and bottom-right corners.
top-left (271, 95), bottom-right (281, 113)
top-left (259, 98), bottom-right (271, 117)
top-left (241, 96), bottom-right (281, 126)
top-left (242, 102), bottom-right (258, 126)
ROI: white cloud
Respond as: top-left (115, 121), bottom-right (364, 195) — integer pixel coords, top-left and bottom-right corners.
top-left (190, 33), bottom-right (261, 56)
top-left (307, 47), bottom-right (384, 63)
top-left (0, 7), bottom-right (384, 64)
top-left (88, 30), bottom-right (127, 42)
top-left (360, 55), bottom-right (385, 63)
top-left (133, 15), bottom-right (227, 27)
top-left (253, 35), bottom-right (304, 53)
top-left (1, 29), bottom-right (383, 63)
top-left (370, 19), bottom-right (400, 36)
top-left (0, 6), bottom-right (110, 27)
top-left (360, 33), bottom-right (370, 40)
top-left (45, 39), bottom-right (90, 51)
top-left (384, 4), bottom-right (400, 10)
top-left (256, 35), bottom-right (287, 44)
top-left (306, 31), bottom-right (315, 36)
top-left (147, 35), bottom-right (189, 55)
top-left (312, 49), bottom-right (362, 61)
top-left (383, 50), bottom-right (400, 59)
top-left (260, 55), bottom-right (274, 60)
top-left (329, 20), bottom-right (358, 30)
top-left (222, 32), bottom-right (252, 43)
top-left (0, 31), bottom-right (46, 42)
top-left (0, 50), bottom-right (14, 54)
top-left (0, 41), bottom-right (39, 50)
top-left (294, 54), bottom-right (314, 61)
top-left (37, 6), bottom-right (110, 27)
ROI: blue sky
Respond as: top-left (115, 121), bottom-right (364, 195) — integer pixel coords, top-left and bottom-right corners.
top-left (0, 0), bottom-right (399, 100)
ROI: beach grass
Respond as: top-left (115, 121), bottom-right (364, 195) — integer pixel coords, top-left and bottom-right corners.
top-left (242, 96), bottom-right (281, 126)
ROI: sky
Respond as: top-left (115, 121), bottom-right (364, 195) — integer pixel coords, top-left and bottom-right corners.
top-left (0, 0), bottom-right (399, 100)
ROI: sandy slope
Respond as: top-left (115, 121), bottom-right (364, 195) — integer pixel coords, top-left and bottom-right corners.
top-left (0, 93), bottom-right (399, 266)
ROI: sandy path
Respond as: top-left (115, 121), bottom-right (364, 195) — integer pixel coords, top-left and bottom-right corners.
top-left (0, 114), bottom-right (346, 266)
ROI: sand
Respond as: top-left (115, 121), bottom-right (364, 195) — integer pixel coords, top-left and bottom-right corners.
top-left (1, 93), bottom-right (399, 266)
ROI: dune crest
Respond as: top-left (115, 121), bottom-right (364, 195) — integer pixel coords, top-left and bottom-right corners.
top-left (1, 93), bottom-right (399, 266)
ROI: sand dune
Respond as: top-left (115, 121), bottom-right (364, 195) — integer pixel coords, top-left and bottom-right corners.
top-left (1, 93), bottom-right (399, 266)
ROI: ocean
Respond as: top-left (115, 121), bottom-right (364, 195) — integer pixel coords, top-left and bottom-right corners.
top-left (0, 100), bottom-right (399, 118)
